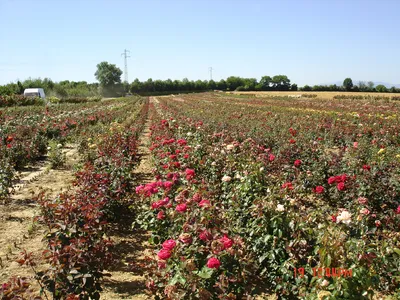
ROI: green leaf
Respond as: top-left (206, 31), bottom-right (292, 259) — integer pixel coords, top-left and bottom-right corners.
top-left (393, 248), bottom-right (400, 256)
top-left (194, 266), bottom-right (214, 279)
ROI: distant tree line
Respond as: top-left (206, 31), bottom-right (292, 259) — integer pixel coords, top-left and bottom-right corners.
top-left (301, 78), bottom-right (400, 93)
top-left (1, 61), bottom-right (399, 97)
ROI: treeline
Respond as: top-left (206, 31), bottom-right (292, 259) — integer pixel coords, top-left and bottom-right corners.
top-left (129, 75), bottom-right (297, 93)
top-left (0, 75), bottom-right (297, 97)
top-left (0, 78), bottom-right (100, 97)
top-left (1, 75), bottom-right (399, 98)
top-left (301, 79), bottom-right (400, 93)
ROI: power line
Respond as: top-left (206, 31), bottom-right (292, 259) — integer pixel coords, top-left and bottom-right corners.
top-left (121, 49), bottom-right (130, 83)
top-left (208, 67), bottom-right (213, 80)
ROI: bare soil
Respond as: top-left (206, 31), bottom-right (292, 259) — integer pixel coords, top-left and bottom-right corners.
top-left (0, 145), bottom-right (79, 293)
top-left (100, 110), bottom-right (154, 300)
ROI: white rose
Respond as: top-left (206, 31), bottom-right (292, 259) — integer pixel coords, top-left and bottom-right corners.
top-left (259, 167), bottom-right (265, 172)
top-left (276, 204), bottom-right (285, 212)
top-left (211, 162), bottom-right (216, 166)
top-left (321, 279), bottom-right (329, 287)
top-left (337, 210), bottom-right (352, 225)
top-left (226, 144), bottom-right (234, 150)
top-left (222, 175), bottom-right (232, 182)
top-left (187, 132), bottom-right (192, 136)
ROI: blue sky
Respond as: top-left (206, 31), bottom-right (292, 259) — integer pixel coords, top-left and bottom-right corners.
top-left (1, 0), bottom-right (399, 86)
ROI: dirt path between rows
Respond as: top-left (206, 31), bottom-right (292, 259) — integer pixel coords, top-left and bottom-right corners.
top-left (101, 102), bottom-right (154, 300)
top-left (0, 145), bottom-right (79, 285)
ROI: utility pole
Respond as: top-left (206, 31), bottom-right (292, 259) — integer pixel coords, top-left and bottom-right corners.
top-left (121, 49), bottom-right (130, 83)
top-left (208, 67), bottom-right (213, 81)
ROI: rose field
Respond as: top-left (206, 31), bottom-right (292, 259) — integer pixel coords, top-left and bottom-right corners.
top-left (1, 93), bottom-right (400, 299)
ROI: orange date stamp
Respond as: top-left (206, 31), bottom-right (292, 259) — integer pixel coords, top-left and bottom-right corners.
top-left (294, 267), bottom-right (353, 278)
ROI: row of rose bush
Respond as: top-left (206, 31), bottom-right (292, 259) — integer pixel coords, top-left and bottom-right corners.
top-left (0, 95), bottom-right (45, 107)
top-left (134, 96), bottom-right (399, 299)
top-left (1, 98), bottom-right (149, 299)
top-left (0, 98), bottom-right (138, 201)
top-left (0, 95), bottom-right (102, 107)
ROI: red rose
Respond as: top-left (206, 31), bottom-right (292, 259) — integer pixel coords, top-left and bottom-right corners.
top-left (176, 203), bottom-right (187, 213)
top-left (163, 181), bottom-right (173, 189)
top-left (6, 136), bottom-right (13, 143)
top-left (289, 139), bottom-right (296, 144)
top-left (281, 182), bottom-right (293, 190)
top-left (184, 154), bottom-right (189, 159)
top-left (151, 202), bottom-right (161, 209)
top-left (206, 257), bottom-right (221, 269)
top-left (314, 186), bottom-right (324, 194)
top-left (7, 144), bottom-right (12, 148)
top-left (337, 182), bottom-right (345, 191)
top-left (162, 239), bottom-right (176, 250)
top-left (199, 230), bottom-right (212, 241)
top-left (157, 249), bottom-right (172, 260)
top-left (220, 235), bottom-right (233, 249)
top-left (294, 160), bottom-right (302, 167)
top-left (362, 165), bottom-right (371, 171)
top-left (159, 197), bottom-right (170, 206)
top-left (331, 215), bottom-right (337, 222)
top-left (157, 211), bottom-right (165, 220)
top-left (328, 177), bottom-right (336, 185)
top-left (395, 205), bottom-right (400, 214)
top-left (269, 154), bottom-right (275, 162)
top-left (185, 168), bottom-right (195, 180)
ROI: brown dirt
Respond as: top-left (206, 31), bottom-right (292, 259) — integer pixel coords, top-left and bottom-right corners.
top-left (100, 108), bottom-right (154, 300)
top-left (0, 144), bottom-right (79, 290)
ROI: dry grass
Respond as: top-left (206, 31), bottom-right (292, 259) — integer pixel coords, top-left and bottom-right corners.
top-left (231, 91), bottom-right (399, 99)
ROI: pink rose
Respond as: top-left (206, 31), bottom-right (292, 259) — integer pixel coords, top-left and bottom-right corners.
top-left (220, 235), bottom-right (233, 249)
top-left (199, 230), bottom-right (212, 241)
top-left (185, 168), bottom-right (195, 180)
top-left (162, 239), bottom-right (176, 250)
top-left (294, 160), bottom-right (302, 167)
top-left (358, 197), bottom-right (368, 205)
top-left (269, 154), bottom-right (275, 162)
top-left (157, 249), bottom-right (172, 260)
top-left (199, 199), bottom-right (211, 208)
top-left (157, 211), bottom-right (165, 220)
top-left (337, 182), bottom-right (345, 191)
top-left (176, 203), bottom-right (187, 213)
top-left (163, 181), bottom-right (173, 189)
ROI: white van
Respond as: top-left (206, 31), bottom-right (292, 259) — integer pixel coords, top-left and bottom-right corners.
top-left (24, 88), bottom-right (46, 99)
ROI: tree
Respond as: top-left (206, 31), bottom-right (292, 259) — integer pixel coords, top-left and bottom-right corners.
top-left (358, 81), bottom-right (368, 92)
top-left (301, 85), bottom-right (312, 91)
top-left (367, 81), bottom-right (375, 91)
top-left (343, 78), bottom-right (353, 91)
top-left (375, 84), bottom-right (387, 93)
top-left (259, 76), bottom-right (272, 91)
top-left (291, 84), bottom-right (298, 91)
top-left (94, 61), bottom-right (122, 88)
top-left (271, 75), bottom-right (290, 91)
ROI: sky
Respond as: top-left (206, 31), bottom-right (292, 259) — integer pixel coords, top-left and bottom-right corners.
top-left (1, 0), bottom-right (399, 86)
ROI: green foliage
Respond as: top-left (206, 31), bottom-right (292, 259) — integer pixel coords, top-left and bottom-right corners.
top-left (94, 62), bottom-right (122, 86)
top-left (375, 84), bottom-right (388, 92)
top-left (47, 140), bottom-right (66, 169)
top-left (343, 78), bottom-right (354, 91)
